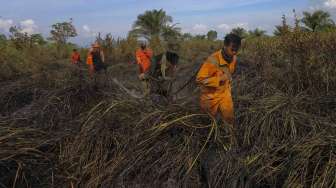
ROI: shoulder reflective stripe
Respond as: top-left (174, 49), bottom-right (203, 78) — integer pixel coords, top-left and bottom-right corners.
top-left (202, 77), bottom-right (216, 85)
top-left (208, 56), bottom-right (219, 66)
top-left (221, 66), bottom-right (232, 82)
top-left (211, 52), bottom-right (232, 82)
top-left (208, 55), bottom-right (228, 68)
top-left (219, 64), bottom-right (228, 68)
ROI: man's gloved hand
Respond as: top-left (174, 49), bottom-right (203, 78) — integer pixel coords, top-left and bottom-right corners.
top-left (232, 55), bottom-right (237, 63)
top-left (138, 73), bottom-right (146, 80)
top-left (220, 73), bottom-right (229, 81)
top-left (219, 73), bottom-right (231, 85)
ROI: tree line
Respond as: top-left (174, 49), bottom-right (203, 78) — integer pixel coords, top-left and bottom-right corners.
top-left (128, 8), bottom-right (336, 41)
top-left (0, 8), bottom-right (335, 48)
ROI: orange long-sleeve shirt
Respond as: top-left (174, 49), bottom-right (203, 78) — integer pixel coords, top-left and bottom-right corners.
top-left (196, 50), bottom-right (236, 94)
top-left (71, 52), bottom-right (81, 64)
top-left (136, 48), bottom-right (153, 74)
top-left (196, 49), bottom-right (237, 123)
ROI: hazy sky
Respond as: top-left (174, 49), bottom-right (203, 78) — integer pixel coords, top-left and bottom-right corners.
top-left (0, 0), bottom-right (335, 45)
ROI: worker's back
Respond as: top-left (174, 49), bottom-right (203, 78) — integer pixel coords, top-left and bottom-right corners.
top-left (150, 51), bottom-right (179, 78)
top-left (91, 50), bottom-right (106, 72)
top-left (149, 51), bottom-right (179, 100)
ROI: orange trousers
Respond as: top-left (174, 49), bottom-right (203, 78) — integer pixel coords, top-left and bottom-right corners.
top-left (200, 88), bottom-right (234, 124)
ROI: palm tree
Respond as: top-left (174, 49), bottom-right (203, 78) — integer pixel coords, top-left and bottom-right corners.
top-left (162, 23), bottom-right (181, 41)
top-left (248, 28), bottom-right (267, 37)
top-left (182, 33), bottom-right (193, 41)
top-left (301, 10), bottom-right (335, 32)
top-left (274, 14), bottom-right (291, 36)
top-left (0, 34), bottom-right (6, 42)
top-left (207, 30), bottom-right (218, 41)
top-left (194, 34), bottom-right (206, 40)
top-left (129, 9), bottom-right (181, 41)
top-left (230, 27), bottom-right (248, 38)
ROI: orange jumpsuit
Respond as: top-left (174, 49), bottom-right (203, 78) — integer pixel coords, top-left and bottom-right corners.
top-left (86, 51), bottom-right (94, 77)
top-left (136, 48), bottom-right (153, 74)
top-left (86, 48), bottom-right (105, 76)
top-left (196, 50), bottom-right (237, 124)
top-left (71, 52), bottom-right (81, 64)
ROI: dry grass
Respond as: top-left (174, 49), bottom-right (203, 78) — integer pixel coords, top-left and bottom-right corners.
top-left (0, 31), bottom-right (335, 188)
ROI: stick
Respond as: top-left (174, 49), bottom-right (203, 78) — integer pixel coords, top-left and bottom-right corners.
top-left (112, 78), bottom-right (143, 99)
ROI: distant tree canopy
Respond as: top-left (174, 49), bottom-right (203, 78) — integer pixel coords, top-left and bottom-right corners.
top-left (8, 26), bottom-right (46, 48)
top-left (207, 30), bottom-right (218, 41)
top-left (31, 34), bottom-right (46, 45)
top-left (230, 27), bottom-right (248, 38)
top-left (274, 10), bottom-right (336, 36)
top-left (129, 9), bottom-right (181, 42)
top-left (182, 33), bottom-right (193, 40)
top-left (9, 26), bottom-right (28, 40)
top-left (0, 34), bottom-right (6, 41)
top-left (0, 34), bottom-right (6, 47)
top-left (194, 34), bottom-right (206, 40)
top-left (301, 10), bottom-right (335, 32)
top-left (274, 15), bottom-right (292, 36)
top-left (9, 26), bottom-right (31, 48)
top-left (50, 19), bottom-right (77, 44)
top-left (248, 28), bottom-right (267, 37)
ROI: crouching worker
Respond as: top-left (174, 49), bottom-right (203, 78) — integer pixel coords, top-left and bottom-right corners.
top-left (149, 41), bottom-right (179, 103)
top-left (135, 42), bottom-right (153, 97)
top-left (196, 33), bottom-right (241, 125)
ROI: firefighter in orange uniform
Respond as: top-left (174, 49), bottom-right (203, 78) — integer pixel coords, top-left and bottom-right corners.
top-left (196, 34), bottom-right (241, 124)
top-left (135, 42), bottom-right (153, 96)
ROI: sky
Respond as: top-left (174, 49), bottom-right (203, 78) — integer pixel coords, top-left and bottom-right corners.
top-left (0, 0), bottom-right (336, 45)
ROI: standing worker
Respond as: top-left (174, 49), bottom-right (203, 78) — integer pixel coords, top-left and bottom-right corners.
top-left (71, 49), bottom-right (83, 80)
top-left (135, 42), bottom-right (153, 96)
top-left (71, 49), bottom-right (81, 66)
top-left (196, 33), bottom-right (241, 188)
top-left (86, 42), bottom-right (106, 90)
top-left (86, 42), bottom-right (106, 78)
top-left (149, 41), bottom-right (179, 103)
top-left (196, 33), bottom-right (241, 125)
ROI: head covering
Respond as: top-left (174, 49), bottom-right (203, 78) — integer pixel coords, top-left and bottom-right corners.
top-left (137, 40), bottom-right (147, 48)
top-left (140, 42), bottom-right (146, 50)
